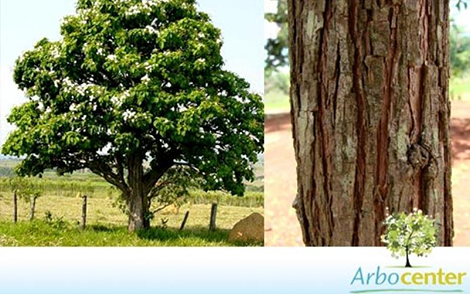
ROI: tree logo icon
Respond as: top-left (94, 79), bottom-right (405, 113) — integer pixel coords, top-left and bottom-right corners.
top-left (381, 208), bottom-right (437, 268)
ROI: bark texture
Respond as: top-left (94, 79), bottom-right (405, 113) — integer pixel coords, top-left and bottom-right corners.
top-left (288, 0), bottom-right (453, 246)
top-left (127, 156), bottom-right (150, 232)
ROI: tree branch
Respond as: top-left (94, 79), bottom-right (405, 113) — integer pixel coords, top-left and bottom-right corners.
top-left (143, 158), bottom-right (174, 195)
top-left (88, 160), bottom-right (129, 193)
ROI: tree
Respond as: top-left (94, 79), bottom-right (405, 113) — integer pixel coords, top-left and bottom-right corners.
top-left (265, 0), bottom-right (288, 75)
top-left (5, 177), bottom-right (43, 221)
top-left (288, 0), bottom-right (453, 246)
top-left (2, 0), bottom-right (263, 232)
top-left (382, 209), bottom-right (436, 268)
top-left (17, 178), bottom-right (43, 221)
top-left (112, 166), bottom-right (200, 219)
top-left (450, 23), bottom-right (470, 78)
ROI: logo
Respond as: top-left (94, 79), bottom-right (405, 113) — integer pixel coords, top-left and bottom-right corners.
top-left (382, 208), bottom-right (436, 268)
top-left (349, 209), bottom-right (467, 293)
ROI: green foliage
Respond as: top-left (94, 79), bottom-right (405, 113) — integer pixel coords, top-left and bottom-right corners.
top-left (455, 0), bottom-right (469, 10)
top-left (112, 166), bottom-right (202, 216)
top-left (450, 23), bottom-right (470, 78)
top-left (4, 177), bottom-right (43, 202)
top-left (0, 176), bottom-right (263, 207)
top-left (265, 71), bottom-right (289, 96)
top-left (264, 71), bottom-right (290, 113)
top-left (265, 0), bottom-right (288, 75)
top-left (382, 209), bottom-right (437, 265)
top-left (17, 179), bottom-right (43, 202)
top-left (2, 0), bottom-right (263, 199)
top-left (0, 176), bottom-right (107, 198)
top-left (149, 166), bottom-right (201, 211)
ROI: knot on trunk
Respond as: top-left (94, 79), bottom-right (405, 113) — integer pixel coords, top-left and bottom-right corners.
top-left (407, 143), bottom-right (430, 169)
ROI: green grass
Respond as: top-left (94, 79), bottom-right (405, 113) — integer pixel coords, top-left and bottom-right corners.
top-left (0, 156), bottom-right (264, 246)
top-left (0, 195), bottom-right (263, 246)
top-left (450, 76), bottom-right (470, 101)
top-left (265, 88), bottom-right (290, 114)
top-left (0, 221), bottom-right (261, 246)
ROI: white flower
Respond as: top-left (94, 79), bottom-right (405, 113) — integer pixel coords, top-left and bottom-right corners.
top-left (141, 75), bottom-right (150, 83)
top-left (142, 0), bottom-right (159, 8)
top-left (126, 5), bottom-right (141, 16)
top-left (123, 109), bottom-right (136, 121)
top-left (51, 47), bottom-right (60, 59)
top-left (144, 25), bottom-right (158, 34)
top-left (111, 96), bottom-right (122, 107)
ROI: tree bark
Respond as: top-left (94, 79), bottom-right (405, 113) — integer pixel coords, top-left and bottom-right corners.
top-left (127, 156), bottom-right (150, 232)
top-left (288, 0), bottom-right (453, 246)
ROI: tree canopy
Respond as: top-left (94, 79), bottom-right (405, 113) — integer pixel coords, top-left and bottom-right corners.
top-left (450, 22), bottom-right (470, 77)
top-left (265, 0), bottom-right (288, 75)
top-left (2, 0), bottom-right (263, 230)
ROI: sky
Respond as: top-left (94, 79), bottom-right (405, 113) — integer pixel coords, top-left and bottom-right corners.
top-left (0, 0), bottom-right (264, 147)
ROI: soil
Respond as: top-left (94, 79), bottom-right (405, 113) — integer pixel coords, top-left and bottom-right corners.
top-left (265, 100), bottom-right (470, 246)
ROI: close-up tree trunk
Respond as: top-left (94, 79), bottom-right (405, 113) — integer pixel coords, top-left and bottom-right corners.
top-left (288, 0), bottom-right (453, 246)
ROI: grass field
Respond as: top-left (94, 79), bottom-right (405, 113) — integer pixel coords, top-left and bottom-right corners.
top-left (265, 88), bottom-right (290, 114)
top-left (450, 76), bottom-right (470, 101)
top-left (0, 159), bottom-right (264, 246)
top-left (0, 221), bottom-right (261, 246)
top-left (0, 193), bottom-right (263, 246)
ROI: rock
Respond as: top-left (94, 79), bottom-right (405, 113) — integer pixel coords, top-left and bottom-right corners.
top-left (228, 212), bottom-right (264, 243)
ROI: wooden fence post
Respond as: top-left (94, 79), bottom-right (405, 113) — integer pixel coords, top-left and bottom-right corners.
top-left (209, 203), bottom-right (217, 232)
top-left (13, 190), bottom-right (18, 223)
top-left (81, 195), bottom-right (87, 230)
top-left (180, 211), bottom-right (190, 231)
top-left (29, 196), bottom-right (37, 221)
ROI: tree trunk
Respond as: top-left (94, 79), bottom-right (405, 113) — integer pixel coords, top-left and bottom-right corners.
top-left (405, 246), bottom-right (412, 268)
top-left (127, 156), bottom-right (150, 232)
top-left (288, 0), bottom-right (453, 246)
